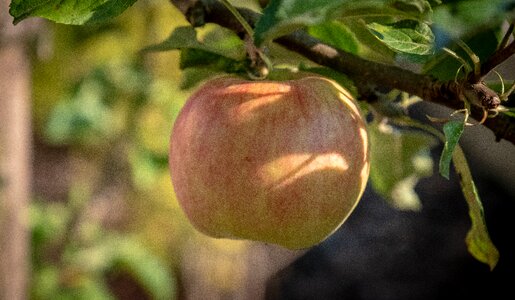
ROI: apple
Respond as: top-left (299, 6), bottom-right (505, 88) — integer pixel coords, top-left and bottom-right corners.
top-left (169, 73), bottom-right (370, 249)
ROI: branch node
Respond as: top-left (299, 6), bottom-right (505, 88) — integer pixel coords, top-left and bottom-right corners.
top-left (462, 82), bottom-right (501, 110)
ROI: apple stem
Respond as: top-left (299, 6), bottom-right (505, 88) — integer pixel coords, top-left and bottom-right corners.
top-left (220, 0), bottom-right (273, 79)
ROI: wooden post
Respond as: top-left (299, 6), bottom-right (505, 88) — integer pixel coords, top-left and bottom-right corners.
top-left (0, 3), bottom-right (36, 299)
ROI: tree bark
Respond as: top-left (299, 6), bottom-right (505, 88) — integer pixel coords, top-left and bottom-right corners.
top-left (0, 1), bottom-right (36, 298)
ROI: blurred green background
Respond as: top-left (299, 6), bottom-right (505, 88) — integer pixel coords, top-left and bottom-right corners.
top-left (25, 0), bottom-right (263, 299)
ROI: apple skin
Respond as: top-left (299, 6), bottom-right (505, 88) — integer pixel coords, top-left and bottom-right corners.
top-left (169, 74), bottom-right (370, 249)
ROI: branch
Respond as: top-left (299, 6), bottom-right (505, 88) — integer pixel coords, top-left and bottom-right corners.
top-left (170, 0), bottom-right (515, 145)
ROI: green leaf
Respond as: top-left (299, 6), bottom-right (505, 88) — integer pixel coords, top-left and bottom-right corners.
top-left (179, 67), bottom-right (224, 90)
top-left (254, 0), bottom-right (432, 46)
top-left (87, 0), bottom-right (138, 24)
top-left (367, 20), bottom-right (434, 55)
top-left (369, 121), bottom-right (437, 210)
top-left (254, 0), bottom-right (347, 45)
top-left (179, 48), bottom-right (247, 83)
top-left (143, 26), bottom-right (248, 85)
top-left (390, 0), bottom-right (432, 15)
top-left (439, 120), bottom-right (464, 179)
top-left (143, 25), bottom-right (246, 61)
top-left (180, 48), bottom-right (245, 71)
top-left (339, 19), bottom-right (397, 63)
top-left (9, 0), bottom-right (137, 25)
top-left (308, 21), bottom-right (360, 55)
top-left (252, 0), bottom-right (432, 68)
top-left (336, 0), bottom-right (432, 22)
top-left (143, 26), bottom-right (249, 86)
top-left (308, 20), bottom-right (396, 63)
top-left (452, 146), bottom-right (499, 270)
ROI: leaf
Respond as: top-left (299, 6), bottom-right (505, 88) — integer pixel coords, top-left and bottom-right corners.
top-left (368, 121), bottom-right (437, 210)
top-left (143, 26), bottom-right (247, 89)
top-left (179, 48), bottom-right (245, 71)
top-left (178, 48), bottom-right (247, 86)
top-left (254, 0), bottom-right (347, 45)
top-left (308, 20), bottom-right (396, 63)
top-left (439, 120), bottom-right (464, 179)
top-left (87, 0), bottom-right (138, 24)
top-left (179, 67), bottom-right (224, 90)
top-left (390, 0), bottom-right (432, 15)
top-left (367, 20), bottom-right (434, 55)
top-left (9, 0), bottom-right (137, 25)
top-left (167, 47), bottom-right (248, 90)
top-left (452, 146), bottom-right (499, 270)
top-left (336, 0), bottom-right (432, 22)
top-left (254, 0), bottom-right (432, 46)
top-left (308, 21), bottom-right (360, 55)
top-left (143, 26), bottom-right (248, 87)
top-left (253, 0), bottom-right (431, 68)
top-left (340, 19), bottom-right (397, 64)
top-left (143, 25), bottom-right (246, 61)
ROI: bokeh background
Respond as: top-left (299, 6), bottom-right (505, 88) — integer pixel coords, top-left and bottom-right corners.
top-left (1, 0), bottom-right (514, 299)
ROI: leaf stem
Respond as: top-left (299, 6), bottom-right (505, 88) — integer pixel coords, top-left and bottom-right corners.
top-left (456, 40), bottom-right (480, 79)
top-left (442, 47), bottom-right (471, 73)
top-left (220, 0), bottom-right (254, 37)
top-left (220, 0), bottom-right (274, 77)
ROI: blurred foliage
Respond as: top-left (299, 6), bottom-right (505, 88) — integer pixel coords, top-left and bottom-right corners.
top-left (368, 119), bottom-right (436, 211)
top-left (9, 0), bottom-right (138, 25)
top-left (30, 186), bottom-right (176, 300)
top-left (30, 1), bottom-right (190, 299)
top-left (28, 1), bottom-right (270, 299)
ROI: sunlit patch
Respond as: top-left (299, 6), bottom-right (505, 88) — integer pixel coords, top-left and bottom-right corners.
top-left (259, 153), bottom-right (349, 190)
top-left (359, 126), bottom-right (370, 184)
top-left (223, 82), bottom-right (291, 95)
top-left (338, 93), bottom-right (361, 116)
top-left (359, 127), bottom-right (369, 154)
top-left (235, 93), bottom-right (286, 119)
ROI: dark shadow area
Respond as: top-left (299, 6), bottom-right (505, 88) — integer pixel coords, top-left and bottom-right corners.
top-left (266, 145), bottom-right (515, 300)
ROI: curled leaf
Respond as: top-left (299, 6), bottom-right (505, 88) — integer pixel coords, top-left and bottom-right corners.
top-left (452, 146), bottom-right (499, 270)
top-left (367, 20), bottom-right (434, 55)
top-left (439, 120), bottom-right (464, 179)
top-left (143, 26), bottom-right (246, 61)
